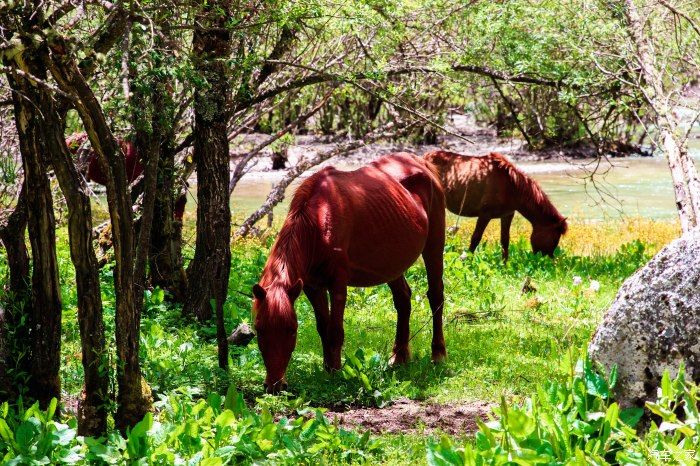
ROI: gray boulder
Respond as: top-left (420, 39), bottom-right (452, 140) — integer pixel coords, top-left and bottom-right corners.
top-left (589, 229), bottom-right (700, 407)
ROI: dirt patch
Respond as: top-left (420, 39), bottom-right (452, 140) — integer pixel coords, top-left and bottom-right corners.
top-left (327, 398), bottom-right (493, 435)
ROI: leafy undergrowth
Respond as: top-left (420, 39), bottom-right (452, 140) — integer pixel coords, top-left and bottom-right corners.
top-left (0, 387), bottom-right (382, 465)
top-left (427, 351), bottom-right (700, 465)
top-left (2, 352), bottom-right (698, 465)
top-left (0, 217), bottom-right (686, 464)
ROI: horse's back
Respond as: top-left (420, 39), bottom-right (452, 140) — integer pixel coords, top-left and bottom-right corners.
top-left (295, 153), bottom-right (442, 286)
top-left (424, 150), bottom-right (514, 217)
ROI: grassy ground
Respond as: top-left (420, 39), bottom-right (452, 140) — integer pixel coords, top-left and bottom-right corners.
top-left (0, 215), bottom-right (681, 463)
top-left (55, 216), bottom-right (678, 403)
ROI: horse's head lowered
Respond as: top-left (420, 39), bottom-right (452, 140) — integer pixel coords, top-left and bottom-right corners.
top-left (531, 218), bottom-right (568, 257)
top-left (252, 279), bottom-right (303, 393)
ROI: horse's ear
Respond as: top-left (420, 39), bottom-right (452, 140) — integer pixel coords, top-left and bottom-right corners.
top-left (287, 279), bottom-right (303, 301)
top-left (252, 284), bottom-right (267, 300)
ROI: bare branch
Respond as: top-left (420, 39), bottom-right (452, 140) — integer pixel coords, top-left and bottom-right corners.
top-left (0, 64), bottom-right (78, 102)
top-left (236, 121), bottom-right (412, 237)
top-left (229, 87), bottom-right (336, 196)
top-left (240, 62), bottom-right (563, 112)
top-left (657, 0), bottom-right (700, 39)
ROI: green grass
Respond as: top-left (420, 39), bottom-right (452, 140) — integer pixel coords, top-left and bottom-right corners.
top-left (48, 219), bottom-right (657, 407)
top-left (0, 217), bottom-right (677, 464)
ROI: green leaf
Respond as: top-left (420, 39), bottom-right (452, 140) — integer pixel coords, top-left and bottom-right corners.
top-left (200, 458), bottom-right (223, 466)
top-left (215, 410), bottom-right (236, 428)
top-left (130, 412), bottom-right (153, 438)
top-left (661, 370), bottom-right (672, 399)
top-left (46, 398), bottom-right (58, 421)
top-left (620, 407), bottom-right (644, 427)
top-left (15, 418), bottom-right (40, 450)
top-left (0, 419), bottom-right (13, 444)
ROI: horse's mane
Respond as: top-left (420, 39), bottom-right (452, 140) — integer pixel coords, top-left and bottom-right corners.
top-left (489, 153), bottom-right (567, 232)
top-left (262, 177), bottom-right (319, 288)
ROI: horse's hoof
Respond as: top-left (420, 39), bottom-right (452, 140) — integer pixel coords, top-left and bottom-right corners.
top-left (389, 351), bottom-right (410, 366)
top-left (431, 351), bottom-right (447, 364)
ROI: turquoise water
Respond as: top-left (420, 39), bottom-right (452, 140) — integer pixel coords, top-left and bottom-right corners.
top-left (218, 133), bottom-right (700, 223)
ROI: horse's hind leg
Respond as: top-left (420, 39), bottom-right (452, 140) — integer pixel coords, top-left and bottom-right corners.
top-left (423, 211), bottom-right (447, 363)
top-left (327, 279), bottom-right (348, 372)
top-left (469, 216), bottom-right (490, 253)
top-left (500, 213), bottom-right (514, 262)
top-left (388, 276), bottom-right (412, 365)
top-left (304, 285), bottom-right (333, 370)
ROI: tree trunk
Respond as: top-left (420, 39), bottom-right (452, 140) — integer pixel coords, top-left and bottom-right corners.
top-left (147, 22), bottom-right (186, 301)
top-left (620, 0), bottom-right (700, 231)
top-left (45, 36), bottom-right (153, 431)
top-left (183, 0), bottom-right (232, 368)
top-left (589, 229), bottom-right (700, 408)
top-left (39, 90), bottom-right (108, 436)
top-left (7, 70), bottom-right (63, 408)
top-left (0, 186), bottom-right (30, 400)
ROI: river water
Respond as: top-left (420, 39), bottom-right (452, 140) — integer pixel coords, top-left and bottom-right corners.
top-left (226, 133), bottom-right (700, 223)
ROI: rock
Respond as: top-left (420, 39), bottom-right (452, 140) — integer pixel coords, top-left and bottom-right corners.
top-left (228, 322), bottom-right (256, 347)
top-left (589, 230), bottom-right (700, 408)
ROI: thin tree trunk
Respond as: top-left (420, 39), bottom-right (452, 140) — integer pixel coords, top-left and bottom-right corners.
top-left (183, 0), bottom-right (232, 369)
top-left (45, 35), bottom-right (153, 430)
top-left (7, 70), bottom-right (63, 408)
top-left (40, 92), bottom-right (108, 436)
top-left (0, 185), bottom-right (30, 400)
top-left (148, 19), bottom-right (186, 301)
top-left (620, 0), bottom-right (700, 231)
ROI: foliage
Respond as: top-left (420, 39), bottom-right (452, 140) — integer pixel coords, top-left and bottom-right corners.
top-left (341, 348), bottom-right (412, 408)
top-left (0, 218), bottom-right (682, 464)
top-left (0, 386), bottom-right (383, 465)
top-left (426, 352), bottom-right (700, 465)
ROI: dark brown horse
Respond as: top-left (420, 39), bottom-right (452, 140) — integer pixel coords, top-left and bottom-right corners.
top-left (66, 132), bottom-right (186, 220)
top-left (424, 150), bottom-right (567, 261)
top-left (253, 153), bottom-right (447, 393)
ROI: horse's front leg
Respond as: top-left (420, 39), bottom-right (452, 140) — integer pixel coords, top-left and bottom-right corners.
top-left (469, 216), bottom-right (490, 253)
top-left (327, 280), bottom-right (347, 372)
top-left (500, 213), bottom-right (514, 262)
top-left (304, 285), bottom-right (333, 370)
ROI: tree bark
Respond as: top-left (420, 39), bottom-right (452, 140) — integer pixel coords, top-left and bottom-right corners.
top-left (36, 83), bottom-right (109, 436)
top-left (45, 35), bottom-right (153, 431)
top-left (0, 185), bottom-right (30, 400)
top-left (7, 69), bottom-right (63, 408)
top-left (147, 19), bottom-right (186, 301)
top-left (183, 0), bottom-right (232, 369)
top-left (620, 0), bottom-right (700, 231)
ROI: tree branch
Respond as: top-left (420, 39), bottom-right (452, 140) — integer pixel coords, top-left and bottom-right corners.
top-left (236, 121), bottom-right (412, 237)
top-left (228, 87), bottom-right (336, 196)
top-left (240, 62), bottom-right (562, 112)
top-left (657, 0), bottom-right (700, 39)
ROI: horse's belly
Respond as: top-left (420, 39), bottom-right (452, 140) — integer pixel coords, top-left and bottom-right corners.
top-left (345, 228), bottom-right (426, 287)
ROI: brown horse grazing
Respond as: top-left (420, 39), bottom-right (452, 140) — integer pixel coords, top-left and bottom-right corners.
top-left (253, 153), bottom-right (447, 393)
top-left (424, 150), bottom-right (567, 261)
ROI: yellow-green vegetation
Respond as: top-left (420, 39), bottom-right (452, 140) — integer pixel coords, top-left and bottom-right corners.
top-left (1, 218), bottom-right (691, 464)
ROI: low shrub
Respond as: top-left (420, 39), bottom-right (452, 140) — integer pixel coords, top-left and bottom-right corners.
top-left (426, 350), bottom-right (699, 465)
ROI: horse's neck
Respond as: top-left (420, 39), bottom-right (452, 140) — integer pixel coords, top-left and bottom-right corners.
top-left (514, 181), bottom-right (560, 226)
top-left (262, 250), bottom-right (306, 288)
